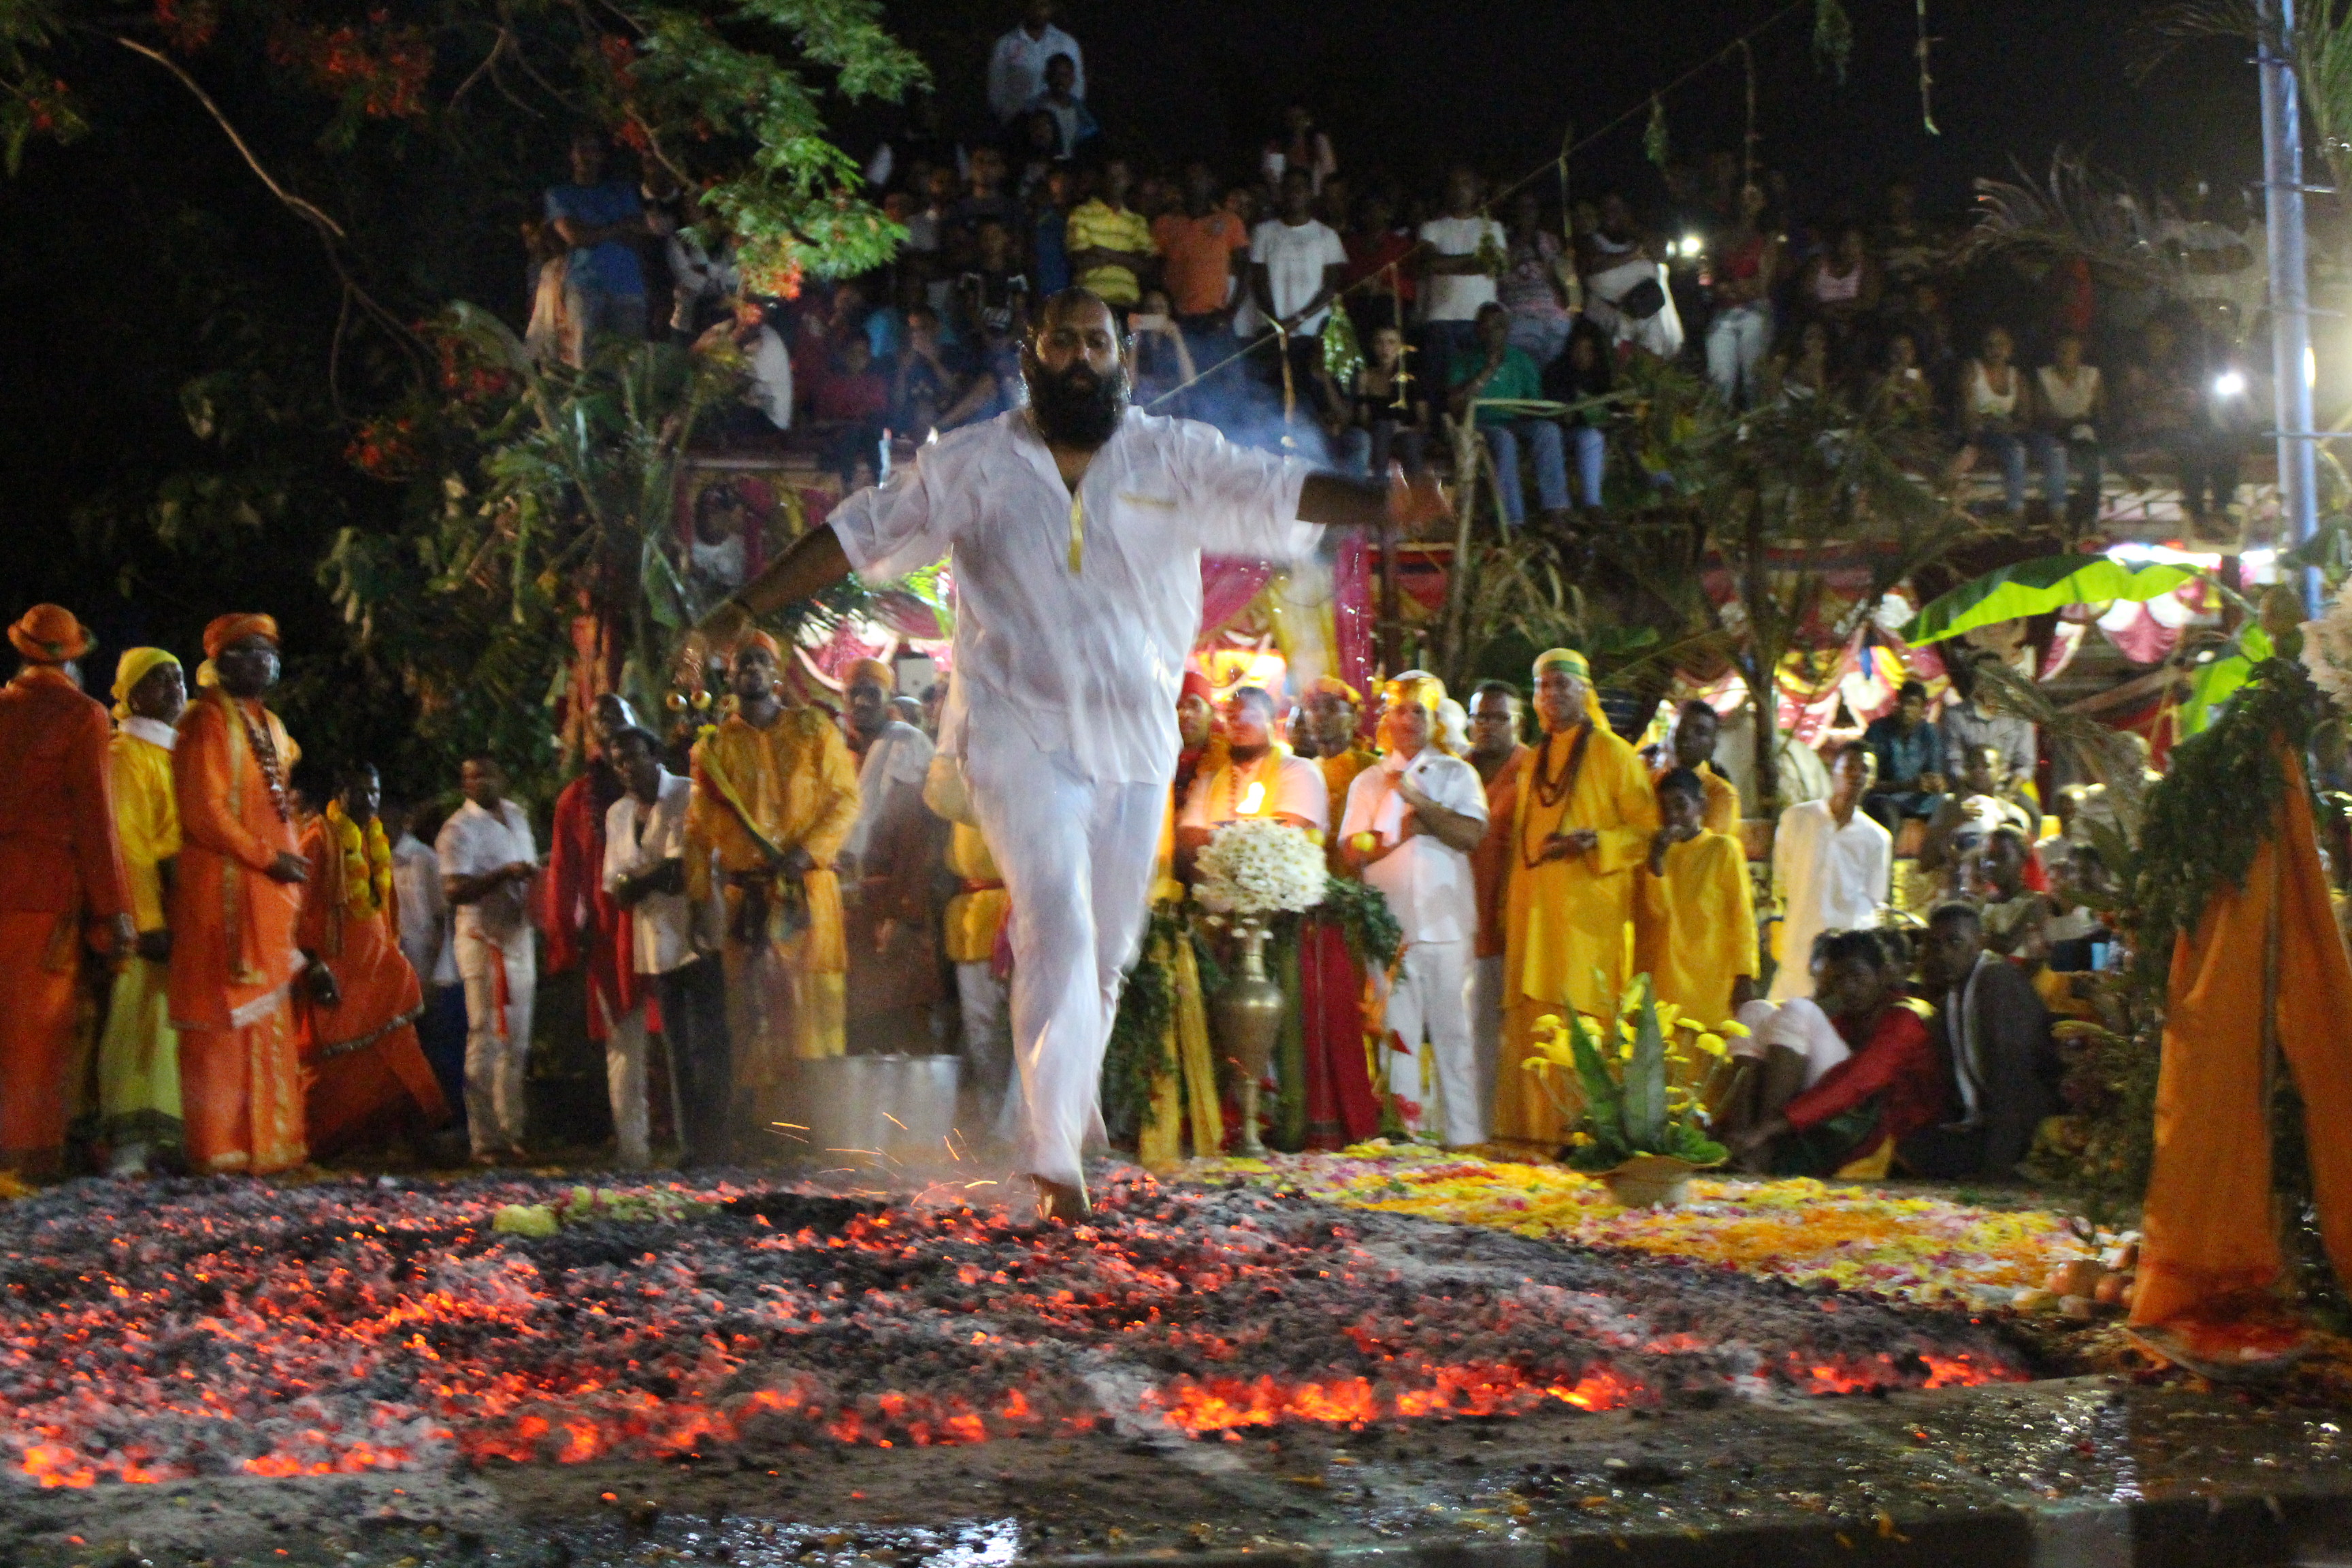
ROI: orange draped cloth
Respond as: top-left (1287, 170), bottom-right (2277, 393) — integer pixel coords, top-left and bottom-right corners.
top-left (2132, 749), bottom-right (2352, 1333)
top-left (169, 691), bottom-right (308, 1175)
top-left (295, 817), bottom-right (448, 1157)
top-left (0, 665), bottom-right (129, 1172)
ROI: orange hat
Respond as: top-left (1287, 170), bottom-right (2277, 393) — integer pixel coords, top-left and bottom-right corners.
top-left (733, 630), bottom-right (783, 662)
top-left (202, 612), bottom-right (279, 660)
top-left (1309, 675), bottom-right (1362, 704)
top-left (1384, 672), bottom-right (1445, 717)
top-left (8, 604), bottom-right (94, 665)
top-left (845, 657), bottom-right (896, 694)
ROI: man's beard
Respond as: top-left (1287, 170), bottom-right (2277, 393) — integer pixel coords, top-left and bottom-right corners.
top-left (1026, 357), bottom-right (1128, 447)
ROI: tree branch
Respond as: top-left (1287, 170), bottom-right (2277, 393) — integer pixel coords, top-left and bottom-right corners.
top-left (114, 35), bottom-right (347, 240)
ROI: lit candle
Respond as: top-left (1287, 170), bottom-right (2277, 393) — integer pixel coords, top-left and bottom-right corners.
top-left (1239, 781), bottom-right (1267, 816)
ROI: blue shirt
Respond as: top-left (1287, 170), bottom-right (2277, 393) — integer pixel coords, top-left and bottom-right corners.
top-left (1863, 713), bottom-right (1944, 791)
top-left (544, 180), bottom-right (646, 299)
top-left (1032, 208), bottom-right (1071, 296)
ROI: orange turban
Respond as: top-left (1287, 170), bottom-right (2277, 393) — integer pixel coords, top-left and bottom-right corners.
top-left (845, 657), bottom-right (896, 694)
top-left (203, 613), bottom-right (279, 660)
top-left (8, 604), bottom-right (94, 665)
top-left (1178, 670), bottom-right (1214, 706)
top-left (1309, 675), bottom-right (1361, 704)
top-left (1384, 672), bottom-right (1445, 717)
top-left (733, 630), bottom-right (782, 663)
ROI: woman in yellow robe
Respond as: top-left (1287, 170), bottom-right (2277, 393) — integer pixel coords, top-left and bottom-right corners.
top-left (98, 648), bottom-right (186, 1173)
top-left (1491, 649), bottom-right (1659, 1150)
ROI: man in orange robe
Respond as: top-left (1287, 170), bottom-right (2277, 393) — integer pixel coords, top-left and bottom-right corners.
top-left (295, 763), bottom-right (450, 1158)
top-left (169, 614), bottom-right (316, 1175)
top-left (0, 605), bottom-right (134, 1177)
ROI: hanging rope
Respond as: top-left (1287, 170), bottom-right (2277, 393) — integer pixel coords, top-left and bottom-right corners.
top-left (1141, 0), bottom-right (1817, 412)
top-left (1916, 0), bottom-right (1941, 135)
top-left (1740, 39), bottom-right (1759, 193)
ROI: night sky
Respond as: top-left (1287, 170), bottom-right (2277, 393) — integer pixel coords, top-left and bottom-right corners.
top-left (939, 0), bottom-right (2267, 221)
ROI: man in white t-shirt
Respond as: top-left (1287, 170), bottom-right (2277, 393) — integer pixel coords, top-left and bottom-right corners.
top-left (986, 0), bottom-right (1083, 123)
top-left (436, 757), bottom-right (540, 1161)
top-left (1247, 167), bottom-right (1350, 429)
top-left (1339, 676), bottom-right (1489, 1146)
top-left (1415, 166), bottom-right (1505, 386)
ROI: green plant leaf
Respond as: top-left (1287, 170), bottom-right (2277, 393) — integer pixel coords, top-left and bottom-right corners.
top-left (1623, 977), bottom-right (1669, 1152)
top-left (1901, 555), bottom-right (2201, 644)
top-left (1565, 1012), bottom-right (1623, 1140)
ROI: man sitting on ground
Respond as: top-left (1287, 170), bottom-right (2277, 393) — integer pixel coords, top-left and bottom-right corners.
top-left (1725, 929), bottom-right (1946, 1177)
top-left (1921, 743), bottom-right (2034, 896)
top-left (1974, 825), bottom-right (2053, 964)
top-left (1897, 900), bottom-right (2059, 1179)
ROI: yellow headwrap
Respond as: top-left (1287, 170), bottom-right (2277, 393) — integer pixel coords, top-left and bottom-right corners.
top-left (1382, 673), bottom-right (1453, 754)
top-left (110, 647), bottom-right (182, 720)
top-left (195, 660), bottom-right (218, 690)
top-left (1532, 647), bottom-right (1606, 724)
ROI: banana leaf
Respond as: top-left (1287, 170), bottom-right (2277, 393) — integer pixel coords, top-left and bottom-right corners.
top-left (1901, 555), bottom-right (2201, 645)
top-left (1565, 1011), bottom-right (1624, 1148)
top-left (1622, 977), bottom-right (1668, 1153)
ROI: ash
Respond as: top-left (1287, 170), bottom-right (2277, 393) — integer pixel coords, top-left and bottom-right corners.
top-left (0, 1166), bottom-right (2030, 1490)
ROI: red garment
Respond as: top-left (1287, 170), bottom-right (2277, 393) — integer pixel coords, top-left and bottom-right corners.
top-left (1784, 1004), bottom-right (1948, 1147)
top-left (0, 665), bottom-right (128, 919)
top-left (815, 369), bottom-right (890, 425)
top-left (546, 766), bottom-right (636, 1040)
top-left (1343, 228), bottom-right (1419, 305)
top-left (1298, 919), bottom-right (1382, 1149)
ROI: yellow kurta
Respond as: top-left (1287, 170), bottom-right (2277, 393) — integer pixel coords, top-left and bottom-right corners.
top-left (1493, 721), bottom-right (1661, 1147)
top-left (1633, 830), bottom-right (1757, 1083)
top-left (687, 707), bottom-right (860, 1074)
top-left (99, 727), bottom-right (182, 1149)
top-left (1138, 794), bottom-right (1224, 1170)
top-left (1318, 749), bottom-right (1379, 862)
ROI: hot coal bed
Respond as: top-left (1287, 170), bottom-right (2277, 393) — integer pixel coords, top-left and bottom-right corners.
top-left (0, 1171), bottom-right (2032, 1490)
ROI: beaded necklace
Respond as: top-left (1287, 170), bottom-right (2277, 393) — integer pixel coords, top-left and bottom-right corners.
top-left (229, 693), bottom-right (291, 823)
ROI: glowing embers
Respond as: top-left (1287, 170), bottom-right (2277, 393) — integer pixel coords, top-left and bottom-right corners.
top-left (0, 1172), bottom-right (2029, 1488)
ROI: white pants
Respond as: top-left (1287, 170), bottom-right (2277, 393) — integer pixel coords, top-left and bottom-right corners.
top-left (604, 1002), bottom-right (652, 1165)
top-left (956, 960), bottom-right (1019, 1145)
top-left (964, 747), bottom-right (1164, 1188)
top-left (1382, 939), bottom-right (1480, 1147)
top-left (1469, 953), bottom-right (1505, 1137)
top-left (1733, 997), bottom-right (1849, 1088)
top-left (457, 930), bottom-right (536, 1155)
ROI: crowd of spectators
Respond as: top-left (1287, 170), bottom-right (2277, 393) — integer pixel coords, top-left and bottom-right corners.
top-left (521, 5), bottom-right (2281, 539)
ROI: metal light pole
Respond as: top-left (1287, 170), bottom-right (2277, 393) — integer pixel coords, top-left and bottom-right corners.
top-left (2260, 0), bottom-right (2321, 612)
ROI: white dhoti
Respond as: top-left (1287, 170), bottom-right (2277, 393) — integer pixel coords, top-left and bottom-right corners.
top-left (603, 1000), bottom-right (652, 1166)
top-left (456, 931), bottom-right (536, 1156)
top-left (1381, 938), bottom-right (1480, 1147)
top-left (1733, 996), bottom-right (1849, 1087)
top-left (1469, 951), bottom-right (1505, 1139)
top-left (964, 747), bottom-right (1164, 1188)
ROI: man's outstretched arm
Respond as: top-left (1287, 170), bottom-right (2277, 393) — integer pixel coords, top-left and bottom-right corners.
top-left (1299, 465), bottom-right (1449, 533)
top-left (700, 523), bottom-right (853, 639)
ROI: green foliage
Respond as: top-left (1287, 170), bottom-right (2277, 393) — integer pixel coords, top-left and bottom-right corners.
top-left (1812, 0), bottom-right (1855, 83)
top-left (1100, 904), bottom-right (1186, 1143)
top-left (1307, 873), bottom-right (1402, 975)
top-left (1642, 95), bottom-right (1668, 168)
top-left (1535, 979), bottom-right (1729, 1173)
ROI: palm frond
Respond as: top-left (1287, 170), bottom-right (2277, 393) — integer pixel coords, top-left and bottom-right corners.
top-left (1959, 152), bottom-right (2182, 291)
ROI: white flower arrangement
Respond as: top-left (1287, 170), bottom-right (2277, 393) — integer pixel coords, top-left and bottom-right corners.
top-left (2302, 580), bottom-right (2352, 714)
top-left (1194, 815), bottom-right (1328, 918)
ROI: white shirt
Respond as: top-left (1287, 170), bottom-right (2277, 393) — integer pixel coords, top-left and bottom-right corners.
top-left (602, 770), bottom-right (706, 976)
top-left (120, 715), bottom-right (176, 751)
top-left (830, 408), bottom-right (1317, 785)
top-left (1416, 216), bottom-right (1505, 322)
top-left (391, 831), bottom-right (457, 987)
top-left (1585, 256), bottom-right (1686, 359)
top-left (1179, 750), bottom-right (1328, 832)
top-left (987, 22), bottom-right (1083, 122)
top-left (1339, 748), bottom-right (1486, 945)
top-left (1768, 799), bottom-right (1891, 1001)
top-left (847, 719), bottom-right (936, 862)
top-left (1245, 217), bottom-right (1348, 335)
top-left (436, 797), bottom-right (538, 945)
top-left (745, 323), bottom-right (793, 430)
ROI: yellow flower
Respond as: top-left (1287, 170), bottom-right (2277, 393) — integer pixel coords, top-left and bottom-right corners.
top-left (1716, 1019), bottom-right (1751, 1039)
top-left (1693, 1032), bottom-right (1729, 1058)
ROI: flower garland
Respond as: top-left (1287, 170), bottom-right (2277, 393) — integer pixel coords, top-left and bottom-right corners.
top-left (326, 800), bottom-right (393, 917)
top-left (1195, 816), bottom-right (1326, 918)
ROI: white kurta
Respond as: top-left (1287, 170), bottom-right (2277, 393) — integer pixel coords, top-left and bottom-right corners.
top-left (1767, 799), bottom-right (1892, 1001)
top-left (1341, 749), bottom-right (1489, 1147)
top-left (830, 406), bottom-right (1317, 1186)
top-left (600, 771), bottom-right (703, 1164)
top-left (436, 798), bottom-right (538, 1154)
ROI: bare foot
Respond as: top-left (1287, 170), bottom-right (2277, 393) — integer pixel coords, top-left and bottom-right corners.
top-left (1032, 1175), bottom-right (1090, 1223)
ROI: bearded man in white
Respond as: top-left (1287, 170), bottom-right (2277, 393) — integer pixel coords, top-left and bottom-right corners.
top-left (702, 287), bottom-right (1444, 1219)
top-left (1339, 674), bottom-right (1489, 1146)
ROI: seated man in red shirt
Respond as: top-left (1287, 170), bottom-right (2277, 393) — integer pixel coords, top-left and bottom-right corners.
top-left (1726, 928), bottom-right (1948, 1177)
top-left (811, 333), bottom-right (894, 475)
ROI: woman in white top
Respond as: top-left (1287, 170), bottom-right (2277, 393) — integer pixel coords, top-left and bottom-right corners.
top-left (2029, 332), bottom-right (2106, 529)
top-left (1954, 325), bottom-right (2032, 515)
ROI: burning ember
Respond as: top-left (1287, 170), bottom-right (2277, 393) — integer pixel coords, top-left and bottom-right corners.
top-left (0, 1171), bottom-right (2025, 1488)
